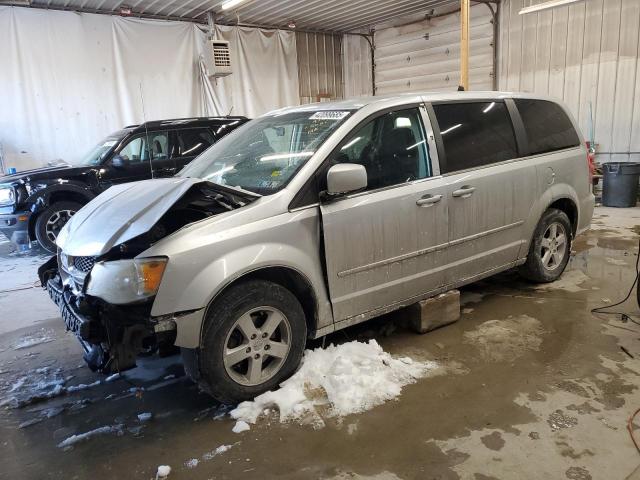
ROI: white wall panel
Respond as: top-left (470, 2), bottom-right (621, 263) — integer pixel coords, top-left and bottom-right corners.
top-left (374, 4), bottom-right (495, 95)
top-left (499, 0), bottom-right (640, 162)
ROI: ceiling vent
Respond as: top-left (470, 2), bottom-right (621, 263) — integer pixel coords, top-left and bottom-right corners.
top-left (208, 40), bottom-right (232, 77)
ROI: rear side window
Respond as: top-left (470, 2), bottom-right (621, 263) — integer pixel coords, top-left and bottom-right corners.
top-left (173, 128), bottom-right (216, 158)
top-left (433, 101), bottom-right (518, 173)
top-left (514, 99), bottom-right (580, 155)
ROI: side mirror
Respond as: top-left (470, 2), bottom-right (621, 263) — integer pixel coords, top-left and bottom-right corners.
top-left (326, 163), bottom-right (367, 196)
top-left (111, 155), bottom-right (127, 168)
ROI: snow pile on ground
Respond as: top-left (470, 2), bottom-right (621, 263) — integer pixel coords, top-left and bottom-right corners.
top-left (57, 424), bottom-right (125, 449)
top-left (12, 328), bottom-right (55, 350)
top-left (230, 340), bottom-right (437, 430)
top-left (463, 315), bottom-right (544, 362)
top-left (156, 465), bottom-right (171, 479)
top-left (0, 367), bottom-right (66, 408)
top-left (0, 367), bottom-right (106, 408)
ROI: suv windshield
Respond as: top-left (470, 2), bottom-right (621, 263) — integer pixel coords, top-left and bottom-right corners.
top-left (178, 110), bottom-right (353, 195)
top-left (72, 131), bottom-right (128, 166)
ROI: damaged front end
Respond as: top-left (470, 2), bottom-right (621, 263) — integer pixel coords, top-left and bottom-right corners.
top-left (38, 180), bottom-right (257, 373)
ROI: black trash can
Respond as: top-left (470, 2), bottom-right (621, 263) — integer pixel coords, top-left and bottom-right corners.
top-left (602, 162), bottom-right (640, 207)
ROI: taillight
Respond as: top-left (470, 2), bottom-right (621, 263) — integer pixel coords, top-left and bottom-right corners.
top-left (586, 141), bottom-right (596, 183)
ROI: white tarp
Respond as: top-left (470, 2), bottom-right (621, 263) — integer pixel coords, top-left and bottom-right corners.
top-left (0, 7), bottom-right (299, 170)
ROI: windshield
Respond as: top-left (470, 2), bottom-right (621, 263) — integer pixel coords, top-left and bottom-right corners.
top-left (178, 110), bottom-right (353, 195)
top-left (72, 132), bottom-right (127, 166)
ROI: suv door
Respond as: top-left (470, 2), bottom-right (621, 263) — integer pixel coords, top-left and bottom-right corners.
top-left (320, 106), bottom-right (449, 322)
top-left (99, 131), bottom-right (174, 187)
top-left (428, 99), bottom-right (535, 285)
top-left (171, 127), bottom-right (218, 172)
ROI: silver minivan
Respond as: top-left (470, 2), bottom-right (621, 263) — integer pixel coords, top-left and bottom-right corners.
top-left (40, 92), bottom-right (594, 401)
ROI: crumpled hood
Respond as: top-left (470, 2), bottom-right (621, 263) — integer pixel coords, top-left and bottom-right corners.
top-left (57, 177), bottom-right (204, 256)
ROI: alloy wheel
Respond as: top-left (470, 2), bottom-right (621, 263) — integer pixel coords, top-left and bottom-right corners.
top-left (540, 222), bottom-right (567, 271)
top-left (223, 306), bottom-right (292, 386)
top-left (45, 209), bottom-right (76, 243)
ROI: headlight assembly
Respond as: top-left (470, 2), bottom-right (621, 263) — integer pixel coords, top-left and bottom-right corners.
top-left (86, 257), bottom-right (168, 304)
top-left (0, 188), bottom-right (15, 206)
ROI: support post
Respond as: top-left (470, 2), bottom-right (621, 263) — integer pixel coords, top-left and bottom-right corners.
top-left (460, 0), bottom-right (470, 90)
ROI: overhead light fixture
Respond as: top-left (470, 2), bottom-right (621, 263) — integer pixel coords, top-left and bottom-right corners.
top-left (287, 20), bottom-right (296, 29)
top-left (221, 0), bottom-right (251, 11)
top-left (519, 0), bottom-right (583, 15)
top-left (119, 4), bottom-right (132, 15)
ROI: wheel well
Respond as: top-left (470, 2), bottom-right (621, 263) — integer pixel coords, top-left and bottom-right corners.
top-left (217, 267), bottom-right (319, 337)
top-left (548, 198), bottom-right (578, 236)
top-left (28, 190), bottom-right (89, 240)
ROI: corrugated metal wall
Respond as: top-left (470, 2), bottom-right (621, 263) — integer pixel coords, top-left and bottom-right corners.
top-left (374, 4), bottom-right (495, 95)
top-left (296, 32), bottom-right (344, 104)
top-left (499, 0), bottom-right (640, 162)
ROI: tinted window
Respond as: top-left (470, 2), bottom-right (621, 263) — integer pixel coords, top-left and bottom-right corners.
top-left (174, 128), bottom-right (216, 158)
top-left (515, 99), bottom-right (580, 155)
top-left (433, 101), bottom-right (518, 173)
top-left (331, 108), bottom-right (431, 191)
top-left (117, 131), bottom-right (169, 164)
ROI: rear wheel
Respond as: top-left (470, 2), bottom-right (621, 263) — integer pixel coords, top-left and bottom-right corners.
top-left (197, 280), bottom-right (307, 403)
top-left (34, 201), bottom-right (82, 253)
top-left (519, 208), bottom-right (572, 283)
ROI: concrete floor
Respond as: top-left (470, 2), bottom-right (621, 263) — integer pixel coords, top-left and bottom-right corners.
top-left (1, 206), bottom-right (640, 480)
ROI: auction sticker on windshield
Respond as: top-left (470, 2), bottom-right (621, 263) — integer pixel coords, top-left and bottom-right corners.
top-left (309, 111), bottom-right (350, 120)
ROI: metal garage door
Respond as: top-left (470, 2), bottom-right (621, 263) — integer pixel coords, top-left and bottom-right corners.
top-left (374, 4), bottom-right (495, 95)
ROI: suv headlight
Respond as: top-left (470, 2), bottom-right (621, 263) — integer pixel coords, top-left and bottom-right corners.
top-left (86, 257), bottom-right (168, 304)
top-left (0, 188), bottom-right (15, 206)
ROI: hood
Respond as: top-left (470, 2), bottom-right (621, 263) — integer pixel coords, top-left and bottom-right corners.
top-left (57, 177), bottom-right (256, 257)
top-left (0, 164), bottom-right (90, 186)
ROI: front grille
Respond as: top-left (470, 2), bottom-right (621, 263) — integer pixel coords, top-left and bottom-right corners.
top-left (73, 256), bottom-right (96, 273)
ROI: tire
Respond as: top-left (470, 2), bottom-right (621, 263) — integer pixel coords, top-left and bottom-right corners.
top-left (197, 279), bottom-right (307, 403)
top-left (34, 201), bottom-right (82, 253)
top-left (519, 208), bottom-right (572, 283)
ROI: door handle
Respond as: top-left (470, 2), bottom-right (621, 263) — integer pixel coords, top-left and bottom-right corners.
top-left (416, 194), bottom-right (443, 206)
top-left (452, 186), bottom-right (476, 198)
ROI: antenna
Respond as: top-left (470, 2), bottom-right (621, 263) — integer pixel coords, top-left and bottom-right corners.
top-left (139, 82), bottom-right (154, 179)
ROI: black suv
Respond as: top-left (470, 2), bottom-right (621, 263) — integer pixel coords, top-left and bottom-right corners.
top-left (0, 116), bottom-right (248, 252)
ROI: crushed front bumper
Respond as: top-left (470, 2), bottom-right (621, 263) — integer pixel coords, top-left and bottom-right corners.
top-left (39, 256), bottom-right (173, 373)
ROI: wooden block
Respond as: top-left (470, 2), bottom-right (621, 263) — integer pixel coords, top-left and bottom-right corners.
top-left (407, 289), bottom-right (461, 334)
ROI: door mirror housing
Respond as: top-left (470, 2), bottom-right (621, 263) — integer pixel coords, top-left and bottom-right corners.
top-left (326, 163), bottom-right (367, 196)
top-left (111, 155), bottom-right (127, 169)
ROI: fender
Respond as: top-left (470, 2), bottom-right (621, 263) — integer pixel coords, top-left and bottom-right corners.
top-left (518, 182), bottom-right (580, 258)
top-left (27, 182), bottom-right (97, 214)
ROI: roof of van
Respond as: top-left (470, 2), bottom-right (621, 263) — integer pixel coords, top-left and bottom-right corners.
top-left (264, 91), bottom-right (558, 116)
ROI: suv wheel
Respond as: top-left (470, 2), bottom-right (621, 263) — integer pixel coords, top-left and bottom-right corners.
top-left (197, 280), bottom-right (307, 403)
top-left (35, 201), bottom-right (82, 253)
top-left (519, 208), bottom-right (572, 283)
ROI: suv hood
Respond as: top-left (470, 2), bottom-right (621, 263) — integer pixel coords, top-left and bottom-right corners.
top-left (57, 178), bottom-right (255, 257)
top-left (0, 164), bottom-right (90, 186)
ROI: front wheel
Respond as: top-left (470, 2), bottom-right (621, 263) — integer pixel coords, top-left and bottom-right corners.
top-left (197, 280), bottom-right (307, 403)
top-left (519, 208), bottom-right (572, 283)
top-left (34, 201), bottom-right (82, 253)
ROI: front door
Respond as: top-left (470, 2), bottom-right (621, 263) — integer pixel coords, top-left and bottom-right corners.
top-left (320, 106), bottom-right (448, 322)
top-left (429, 100), bottom-right (535, 284)
top-left (99, 131), bottom-right (174, 189)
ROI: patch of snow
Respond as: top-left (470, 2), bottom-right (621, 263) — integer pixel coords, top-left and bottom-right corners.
top-left (202, 444), bottom-right (235, 461)
top-left (66, 380), bottom-right (101, 392)
top-left (105, 373), bottom-right (120, 383)
top-left (57, 424), bottom-right (125, 449)
top-left (137, 412), bottom-right (153, 422)
top-left (232, 420), bottom-right (250, 433)
top-left (12, 329), bottom-right (55, 350)
top-left (230, 340), bottom-right (437, 429)
top-left (156, 465), bottom-right (171, 479)
top-left (1, 368), bottom-right (66, 408)
top-left (185, 458), bottom-right (199, 469)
